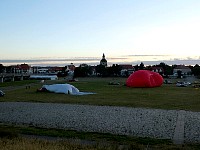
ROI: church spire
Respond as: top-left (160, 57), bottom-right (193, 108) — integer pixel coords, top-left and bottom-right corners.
top-left (102, 53), bottom-right (105, 59)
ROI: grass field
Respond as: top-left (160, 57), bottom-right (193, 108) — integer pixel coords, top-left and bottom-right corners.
top-left (1, 77), bottom-right (200, 111)
top-left (1, 125), bottom-right (200, 150)
top-left (1, 77), bottom-right (200, 149)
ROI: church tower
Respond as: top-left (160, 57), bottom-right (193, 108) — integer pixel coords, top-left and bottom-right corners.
top-left (100, 53), bottom-right (107, 66)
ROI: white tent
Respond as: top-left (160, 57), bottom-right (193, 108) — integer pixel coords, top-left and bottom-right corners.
top-left (30, 75), bottom-right (58, 80)
top-left (42, 84), bottom-right (95, 95)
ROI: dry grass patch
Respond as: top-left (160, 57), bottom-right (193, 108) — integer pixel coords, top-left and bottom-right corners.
top-left (1, 137), bottom-right (200, 150)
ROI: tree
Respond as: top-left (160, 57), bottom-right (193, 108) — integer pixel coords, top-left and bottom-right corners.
top-left (0, 64), bottom-right (5, 73)
top-left (158, 62), bottom-right (173, 76)
top-left (145, 65), bottom-right (152, 70)
top-left (108, 64), bottom-right (121, 76)
top-left (96, 64), bottom-right (108, 77)
top-left (74, 64), bottom-right (90, 77)
top-left (177, 70), bottom-right (182, 78)
top-left (139, 62), bottom-right (144, 70)
top-left (192, 64), bottom-right (200, 76)
top-left (134, 64), bottom-right (139, 71)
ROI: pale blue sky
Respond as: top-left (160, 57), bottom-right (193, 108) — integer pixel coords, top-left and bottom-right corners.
top-left (1, 0), bottom-right (200, 66)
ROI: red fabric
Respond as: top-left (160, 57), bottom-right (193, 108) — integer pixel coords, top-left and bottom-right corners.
top-left (126, 70), bottom-right (163, 88)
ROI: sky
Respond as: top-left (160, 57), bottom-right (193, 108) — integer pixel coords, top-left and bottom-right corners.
top-left (0, 0), bottom-right (200, 66)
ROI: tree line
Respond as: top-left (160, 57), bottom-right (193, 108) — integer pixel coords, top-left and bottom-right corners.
top-left (1, 62), bottom-right (200, 78)
top-left (74, 62), bottom-right (200, 78)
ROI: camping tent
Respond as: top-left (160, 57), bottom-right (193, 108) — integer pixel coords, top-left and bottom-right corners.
top-left (40, 84), bottom-right (95, 95)
top-left (126, 70), bottom-right (163, 88)
top-left (30, 75), bottom-right (58, 80)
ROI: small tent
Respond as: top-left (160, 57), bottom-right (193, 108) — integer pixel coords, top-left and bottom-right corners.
top-left (126, 70), bottom-right (163, 88)
top-left (30, 75), bottom-right (58, 80)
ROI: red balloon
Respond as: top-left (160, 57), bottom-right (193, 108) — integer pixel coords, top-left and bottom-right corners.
top-left (126, 70), bottom-right (163, 88)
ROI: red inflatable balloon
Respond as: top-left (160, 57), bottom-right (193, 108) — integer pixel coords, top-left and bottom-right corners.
top-left (126, 70), bottom-right (163, 88)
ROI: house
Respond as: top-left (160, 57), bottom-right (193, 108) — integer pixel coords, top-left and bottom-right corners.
top-left (151, 66), bottom-right (164, 75)
top-left (65, 63), bottom-right (76, 76)
top-left (66, 63), bottom-right (76, 72)
top-left (173, 65), bottom-right (192, 75)
top-left (48, 67), bottom-right (64, 74)
top-left (13, 64), bottom-right (31, 74)
top-left (31, 66), bottom-right (49, 74)
top-left (119, 64), bottom-right (134, 76)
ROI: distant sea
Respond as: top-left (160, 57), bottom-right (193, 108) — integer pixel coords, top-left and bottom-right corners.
top-left (0, 55), bottom-right (200, 67)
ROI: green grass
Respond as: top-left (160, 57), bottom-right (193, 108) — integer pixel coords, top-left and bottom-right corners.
top-left (1, 77), bottom-right (200, 111)
top-left (1, 77), bottom-right (200, 149)
top-left (0, 124), bottom-right (171, 145)
top-left (0, 80), bottom-right (38, 87)
top-left (1, 124), bottom-right (200, 150)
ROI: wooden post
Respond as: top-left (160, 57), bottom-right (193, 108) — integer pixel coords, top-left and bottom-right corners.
top-left (12, 75), bottom-right (15, 82)
top-left (0, 76), bottom-right (4, 83)
top-left (20, 75), bottom-right (23, 81)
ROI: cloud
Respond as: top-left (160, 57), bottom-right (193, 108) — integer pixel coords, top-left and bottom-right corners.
top-left (1, 56), bottom-right (200, 67)
top-left (126, 55), bottom-right (170, 57)
top-left (132, 59), bottom-right (200, 66)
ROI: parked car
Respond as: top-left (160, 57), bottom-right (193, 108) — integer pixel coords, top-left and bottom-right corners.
top-left (176, 81), bottom-right (191, 87)
top-left (183, 82), bottom-right (191, 85)
top-left (193, 84), bottom-right (200, 88)
top-left (164, 80), bottom-right (173, 84)
top-left (193, 81), bottom-right (200, 88)
top-left (0, 90), bottom-right (5, 97)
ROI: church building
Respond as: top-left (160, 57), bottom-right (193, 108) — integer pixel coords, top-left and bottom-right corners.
top-left (100, 53), bottom-right (107, 66)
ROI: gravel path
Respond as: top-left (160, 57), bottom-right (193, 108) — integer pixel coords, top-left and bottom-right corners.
top-left (0, 102), bottom-right (199, 144)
